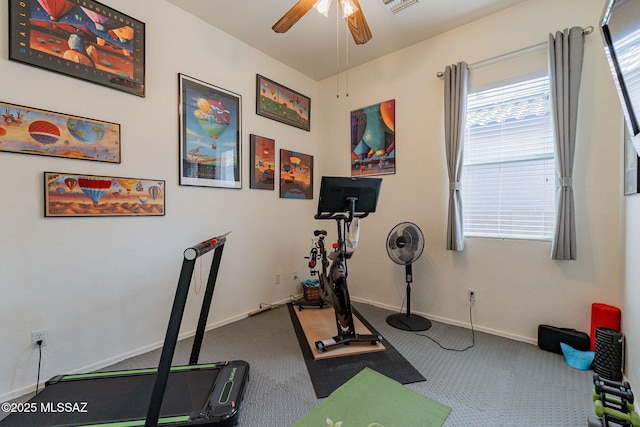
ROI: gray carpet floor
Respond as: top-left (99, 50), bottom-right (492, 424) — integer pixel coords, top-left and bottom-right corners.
top-left (106, 302), bottom-right (595, 426)
top-left (4, 302), bottom-right (596, 426)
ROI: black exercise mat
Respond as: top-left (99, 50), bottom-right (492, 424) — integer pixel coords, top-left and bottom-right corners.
top-left (288, 303), bottom-right (426, 398)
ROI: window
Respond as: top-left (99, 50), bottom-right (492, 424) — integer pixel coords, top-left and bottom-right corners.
top-left (461, 75), bottom-right (556, 240)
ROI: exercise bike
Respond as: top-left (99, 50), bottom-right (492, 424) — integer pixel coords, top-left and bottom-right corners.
top-left (292, 229), bottom-right (330, 309)
top-left (313, 176), bottom-right (383, 352)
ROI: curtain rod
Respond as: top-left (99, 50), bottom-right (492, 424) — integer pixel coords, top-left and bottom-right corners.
top-left (435, 25), bottom-right (594, 78)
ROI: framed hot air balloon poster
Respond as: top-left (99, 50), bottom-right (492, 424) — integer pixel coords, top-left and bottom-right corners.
top-left (256, 75), bottom-right (311, 131)
top-left (279, 149), bottom-right (313, 199)
top-left (350, 100), bottom-right (396, 177)
top-left (0, 101), bottom-right (120, 163)
top-left (249, 134), bottom-right (275, 190)
top-left (44, 172), bottom-right (165, 217)
top-left (179, 74), bottom-right (242, 189)
top-left (9, 0), bottom-right (145, 97)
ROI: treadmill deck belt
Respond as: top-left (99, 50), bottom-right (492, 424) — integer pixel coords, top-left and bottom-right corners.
top-left (1, 362), bottom-right (248, 427)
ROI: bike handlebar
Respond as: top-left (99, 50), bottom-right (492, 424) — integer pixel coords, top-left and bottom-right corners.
top-left (314, 211), bottom-right (369, 221)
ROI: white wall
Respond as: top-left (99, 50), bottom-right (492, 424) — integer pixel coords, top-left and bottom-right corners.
top-left (624, 196), bottom-right (640, 404)
top-left (0, 0), bottom-right (319, 400)
top-left (317, 0), bottom-right (624, 344)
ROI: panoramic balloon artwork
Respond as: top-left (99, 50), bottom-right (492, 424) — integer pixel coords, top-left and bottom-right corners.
top-left (256, 75), bottom-right (311, 132)
top-left (44, 172), bottom-right (165, 217)
top-left (0, 101), bottom-right (120, 163)
top-left (179, 74), bottom-right (242, 189)
top-left (9, 0), bottom-right (145, 97)
top-left (350, 99), bottom-right (396, 177)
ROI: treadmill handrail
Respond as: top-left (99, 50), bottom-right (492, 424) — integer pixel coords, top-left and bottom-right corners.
top-left (145, 234), bottom-right (229, 427)
top-left (183, 232), bottom-right (230, 260)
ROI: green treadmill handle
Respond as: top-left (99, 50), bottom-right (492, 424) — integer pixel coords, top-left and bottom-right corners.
top-left (55, 363), bottom-right (220, 381)
top-left (76, 415), bottom-right (190, 427)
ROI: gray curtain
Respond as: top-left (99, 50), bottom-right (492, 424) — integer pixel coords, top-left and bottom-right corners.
top-left (444, 62), bottom-right (468, 251)
top-left (548, 27), bottom-right (585, 260)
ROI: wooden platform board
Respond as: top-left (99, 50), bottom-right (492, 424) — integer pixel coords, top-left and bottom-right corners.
top-left (294, 306), bottom-right (386, 360)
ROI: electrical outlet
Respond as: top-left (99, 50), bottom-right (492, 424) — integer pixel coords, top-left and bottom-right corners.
top-left (468, 289), bottom-right (477, 303)
top-left (275, 273), bottom-right (281, 285)
top-left (31, 329), bottom-right (47, 347)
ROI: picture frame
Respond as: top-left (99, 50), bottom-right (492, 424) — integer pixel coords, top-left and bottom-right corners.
top-left (179, 74), bottom-right (242, 189)
top-left (44, 172), bottom-right (165, 217)
top-left (9, 0), bottom-right (145, 97)
top-left (256, 75), bottom-right (310, 131)
top-left (280, 149), bottom-right (313, 199)
top-left (350, 99), bottom-right (396, 177)
top-left (0, 100), bottom-right (120, 163)
top-left (249, 134), bottom-right (275, 190)
top-left (624, 123), bottom-right (640, 196)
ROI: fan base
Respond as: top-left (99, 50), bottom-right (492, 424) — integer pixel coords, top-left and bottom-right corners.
top-left (386, 313), bottom-right (432, 331)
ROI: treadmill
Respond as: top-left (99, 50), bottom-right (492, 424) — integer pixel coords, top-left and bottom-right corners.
top-left (1, 233), bottom-right (249, 427)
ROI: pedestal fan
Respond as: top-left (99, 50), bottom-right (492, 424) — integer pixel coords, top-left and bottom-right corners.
top-left (386, 222), bottom-right (431, 331)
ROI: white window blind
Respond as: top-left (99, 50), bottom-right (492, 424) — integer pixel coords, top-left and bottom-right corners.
top-left (461, 75), bottom-right (556, 240)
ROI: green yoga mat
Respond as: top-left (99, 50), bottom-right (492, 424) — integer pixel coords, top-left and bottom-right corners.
top-left (293, 367), bottom-right (451, 427)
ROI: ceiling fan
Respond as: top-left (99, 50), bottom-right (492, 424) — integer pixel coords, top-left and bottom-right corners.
top-left (272, 0), bottom-right (372, 45)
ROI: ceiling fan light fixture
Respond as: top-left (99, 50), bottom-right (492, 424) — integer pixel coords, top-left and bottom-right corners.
top-left (379, 0), bottom-right (419, 15)
top-left (339, 0), bottom-right (359, 18)
top-left (313, 0), bottom-right (333, 17)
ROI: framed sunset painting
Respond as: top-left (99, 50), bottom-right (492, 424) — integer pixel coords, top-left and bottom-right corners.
top-left (250, 134), bottom-right (275, 190)
top-left (280, 149), bottom-right (313, 199)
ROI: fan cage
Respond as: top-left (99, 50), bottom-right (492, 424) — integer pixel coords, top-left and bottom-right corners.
top-left (386, 222), bottom-right (424, 265)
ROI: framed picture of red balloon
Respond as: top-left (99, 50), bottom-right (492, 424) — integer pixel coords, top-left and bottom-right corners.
top-left (0, 101), bottom-right (121, 163)
top-left (8, 0), bottom-right (145, 97)
top-left (179, 74), bottom-right (242, 189)
top-left (256, 75), bottom-right (311, 131)
top-left (44, 172), bottom-right (165, 217)
top-left (350, 99), bottom-right (396, 177)
top-left (249, 134), bottom-right (275, 190)
top-left (279, 149), bottom-right (313, 199)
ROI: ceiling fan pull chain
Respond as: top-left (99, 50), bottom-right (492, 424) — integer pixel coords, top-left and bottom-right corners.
top-left (345, 23), bottom-right (349, 97)
top-left (336, 3), bottom-right (340, 98)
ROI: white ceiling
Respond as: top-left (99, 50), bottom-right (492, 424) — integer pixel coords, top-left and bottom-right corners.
top-left (165, 0), bottom-right (529, 81)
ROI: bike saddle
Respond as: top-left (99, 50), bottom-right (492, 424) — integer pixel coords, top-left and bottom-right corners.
top-left (314, 230), bottom-right (327, 236)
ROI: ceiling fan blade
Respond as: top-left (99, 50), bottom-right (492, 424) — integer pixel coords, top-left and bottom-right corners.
top-left (346, 0), bottom-right (372, 45)
top-left (272, 0), bottom-right (318, 33)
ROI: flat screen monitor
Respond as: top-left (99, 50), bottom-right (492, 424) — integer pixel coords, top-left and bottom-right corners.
top-left (601, 0), bottom-right (640, 153)
top-left (317, 176), bottom-right (382, 214)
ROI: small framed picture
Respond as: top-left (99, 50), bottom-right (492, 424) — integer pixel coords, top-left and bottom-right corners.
top-left (280, 149), bottom-right (313, 199)
top-left (250, 134), bottom-right (275, 190)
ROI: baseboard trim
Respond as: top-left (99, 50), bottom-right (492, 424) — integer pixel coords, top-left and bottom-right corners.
top-left (3, 295), bottom-right (536, 402)
top-left (351, 296), bottom-right (537, 346)
top-left (1, 310), bottom-right (251, 403)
